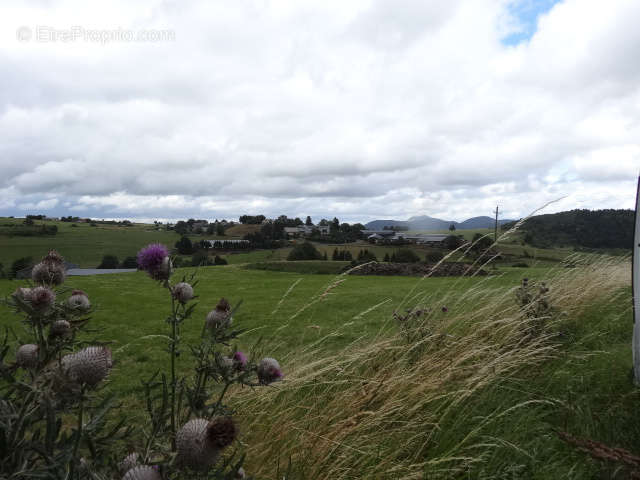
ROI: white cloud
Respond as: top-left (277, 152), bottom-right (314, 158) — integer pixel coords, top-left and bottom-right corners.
top-left (0, 0), bottom-right (637, 222)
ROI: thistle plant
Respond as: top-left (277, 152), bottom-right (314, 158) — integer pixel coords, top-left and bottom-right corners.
top-left (0, 250), bottom-right (131, 479)
top-left (128, 244), bottom-right (284, 479)
top-left (1, 245), bottom-right (283, 479)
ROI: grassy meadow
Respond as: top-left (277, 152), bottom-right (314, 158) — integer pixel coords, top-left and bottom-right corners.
top-left (0, 219), bottom-right (638, 478)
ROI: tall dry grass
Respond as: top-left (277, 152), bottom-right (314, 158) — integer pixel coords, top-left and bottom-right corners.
top-left (234, 255), bottom-right (629, 479)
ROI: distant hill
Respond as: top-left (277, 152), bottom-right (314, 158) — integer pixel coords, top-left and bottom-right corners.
top-left (365, 215), bottom-right (514, 231)
top-left (502, 209), bottom-right (634, 249)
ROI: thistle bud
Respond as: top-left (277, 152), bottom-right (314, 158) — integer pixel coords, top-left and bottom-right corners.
top-left (12, 287), bottom-right (32, 302)
top-left (257, 357), bottom-right (283, 385)
top-left (62, 346), bottom-right (112, 387)
top-left (67, 291), bottom-right (91, 311)
top-left (176, 418), bottom-right (220, 470)
top-left (172, 282), bottom-right (194, 304)
top-left (122, 466), bottom-right (162, 480)
top-left (50, 319), bottom-right (71, 337)
top-left (31, 261), bottom-right (66, 286)
top-left (30, 286), bottom-right (56, 312)
top-left (16, 344), bottom-right (39, 368)
top-left (43, 249), bottom-right (65, 265)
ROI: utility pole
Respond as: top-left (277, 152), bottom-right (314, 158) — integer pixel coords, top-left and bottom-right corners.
top-left (633, 175), bottom-right (640, 385)
top-left (493, 205), bottom-right (499, 243)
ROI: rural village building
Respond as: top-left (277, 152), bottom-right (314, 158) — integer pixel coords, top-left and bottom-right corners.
top-left (283, 225), bottom-right (330, 238)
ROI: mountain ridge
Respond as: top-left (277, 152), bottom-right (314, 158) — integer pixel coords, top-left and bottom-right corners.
top-left (365, 215), bottom-right (515, 231)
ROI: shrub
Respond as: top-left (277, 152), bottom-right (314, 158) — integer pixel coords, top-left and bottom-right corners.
top-left (287, 242), bottom-right (322, 261)
top-left (97, 254), bottom-right (119, 269)
top-left (175, 236), bottom-right (194, 255)
top-left (192, 250), bottom-right (211, 266)
top-left (214, 255), bottom-right (228, 265)
top-left (383, 252), bottom-right (390, 262)
top-left (444, 235), bottom-right (464, 250)
top-left (425, 250), bottom-right (444, 263)
top-left (394, 248), bottom-right (420, 263)
top-left (120, 256), bottom-right (138, 268)
top-left (10, 256), bottom-right (32, 278)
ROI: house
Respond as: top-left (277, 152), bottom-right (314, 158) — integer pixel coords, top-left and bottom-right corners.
top-left (284, 224), bottom-right (330, 238)
top-left (405, 234), bottom-right (449, 246)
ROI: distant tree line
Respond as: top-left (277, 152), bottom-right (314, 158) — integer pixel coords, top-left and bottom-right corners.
top-left (0, 223), bottom-right (58, 237)
top-left (502, 209), bottom-right (634, 249)
top-left (238, 215), bottom-right (266, 224)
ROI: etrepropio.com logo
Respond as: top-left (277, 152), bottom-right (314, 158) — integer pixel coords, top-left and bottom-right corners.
top-left (16, 25), bottom-right (175, 44)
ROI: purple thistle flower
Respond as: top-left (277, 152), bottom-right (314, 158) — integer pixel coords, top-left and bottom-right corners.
top-left (257, 357), bottom-right (283, 384)
top-left (137, 244), bottom-right (171, 280)
top-left (232, 351), bottom-right (247, 370)
top-left (441, 306), bottom-right (448, 313)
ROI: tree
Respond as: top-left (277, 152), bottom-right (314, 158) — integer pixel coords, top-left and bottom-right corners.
top-left (470, 233), bottom-right (493, 254)
top-left (174, 221), bottom-right (189, 235)
top-left (305, 216), bottom-right (313, 226)
top-left (10, 257), bottom-right (32, 278)
top-left (332, 248), bottom-right (339, 261)
top-left (97, 254), bottom-right (119, 269)
top-left (287, 242), bottom-right (322, 261)
top-left (444, 235), bottom-right (464, 250)
top-left (383, 252), bottom-right (390, 262)
top-left (331, 217), bottom-right (340, 233)
top-left (175, 236), bottom-right (194, 255)
top-left (449, 224), bottom-right (456, 231)
top-left (216, 223), bottom-right (225, 236)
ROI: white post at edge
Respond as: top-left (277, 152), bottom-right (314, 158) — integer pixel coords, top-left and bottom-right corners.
top-left (633, 175), bottom-right (640, 385)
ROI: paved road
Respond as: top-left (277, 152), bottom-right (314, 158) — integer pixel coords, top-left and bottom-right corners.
top-left (67, 268), bottom-right (137, 276)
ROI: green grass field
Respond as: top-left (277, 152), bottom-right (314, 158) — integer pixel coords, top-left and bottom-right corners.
top-left (1, 221), bottom-right (637, 478)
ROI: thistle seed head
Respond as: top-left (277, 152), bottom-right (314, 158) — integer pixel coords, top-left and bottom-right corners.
top-left (30, 286), bottom-right (56, 312)
top-left (16, 344), bottom-right (39, 368)
top-left (122, 465), bottom-right (162, 480)
top-left (31, 261), bottom-right (66, 286)
top-left (119, 452), bottom-right (141, 475)
top-left (50, 319), bottom-right (71, 337)
top-left (206, 416), bottom-right (237, 449)
top-left (176, 418), bottom-right (220, 470)
top-left (62, 346), bottom-right (112, 387)
top-left (67, 292), bottom-right (91, 311)
top-left (235, 467), bottom-right (246, 479)
top-left (257, 357), bottom-right (283, 385)
top-left (172, 282), bottom-right (194, 304)
top-left (205, 309), bottom-right (232, 329)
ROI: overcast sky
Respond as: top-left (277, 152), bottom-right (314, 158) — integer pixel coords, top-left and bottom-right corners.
top-left (0, 0), bottom-right (638, 224)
